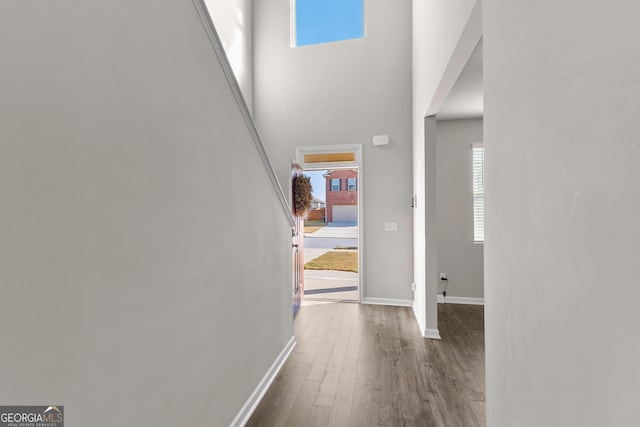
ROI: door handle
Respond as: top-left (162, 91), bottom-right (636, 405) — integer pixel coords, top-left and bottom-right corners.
top-left (292, 244), bottom-right (299, 248)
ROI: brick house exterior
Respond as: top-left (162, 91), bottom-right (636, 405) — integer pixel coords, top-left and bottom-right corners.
top-left (324, 169), bottom-right (358, 223)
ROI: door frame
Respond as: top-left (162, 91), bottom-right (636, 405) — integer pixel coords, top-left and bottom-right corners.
top-left (291, 161), bottom-right (304, 315)
top-left (295, 144), bottom-right (363, 303)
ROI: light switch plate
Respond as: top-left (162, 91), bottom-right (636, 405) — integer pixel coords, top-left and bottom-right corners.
top-left (384, 222), bottom-right (398, 232)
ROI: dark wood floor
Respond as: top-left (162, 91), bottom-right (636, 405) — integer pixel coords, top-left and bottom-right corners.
top-left (246, 302), bottom-right (485, 426)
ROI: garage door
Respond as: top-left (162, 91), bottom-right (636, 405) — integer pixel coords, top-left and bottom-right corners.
top-left (332, 205), bottom-right (358, 223)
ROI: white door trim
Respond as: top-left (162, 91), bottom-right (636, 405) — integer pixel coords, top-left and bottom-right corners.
top-left (295, 144), bottom-right (363, 303)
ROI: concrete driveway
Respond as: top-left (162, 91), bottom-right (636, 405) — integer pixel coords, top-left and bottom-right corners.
top-left (304, 223), bottom-right (358, 249)
top-left (307, 222), bottom-right (357, 238)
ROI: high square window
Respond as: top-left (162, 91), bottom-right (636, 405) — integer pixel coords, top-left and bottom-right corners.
top-left (331, 178), bottom-right (341, 192)
top-left (294, 0), bottom-right (364, 47)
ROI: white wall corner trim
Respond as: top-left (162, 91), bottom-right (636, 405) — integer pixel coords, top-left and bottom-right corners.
top-left (438, 294), bottom-right (484, 305)
top-left (229, 336), bottom-right (297, 427)
top-left (362, 298), bottom-right (414, 307)
top-left (424, 329), bottom-right (442, 340)
top-left (412, 302), bottom-right (426, 334)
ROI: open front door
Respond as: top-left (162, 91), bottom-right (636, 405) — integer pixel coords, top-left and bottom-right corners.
top-left (292, 161), bottom-right (304, 316)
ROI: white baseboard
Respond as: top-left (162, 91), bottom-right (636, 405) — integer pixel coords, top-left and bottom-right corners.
top-left (412, 303), bottom-right (440, 340)
top-left (424, 328), bottom-right (441, 340)
top-left (229, 336), bottom-right (297, 427)
top-left (438, 294), bottom-right (484, 305)
top-left (362, 297), bottom-right (413, 307)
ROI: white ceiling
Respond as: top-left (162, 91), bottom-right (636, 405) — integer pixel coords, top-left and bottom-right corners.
top-left (437, 39), bottom-right (483, 120)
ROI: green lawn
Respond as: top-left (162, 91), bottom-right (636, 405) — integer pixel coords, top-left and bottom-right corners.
top-left (304, 251), bottom-right (358, 273)
top-left (304, 220), bottom-right (326, 234)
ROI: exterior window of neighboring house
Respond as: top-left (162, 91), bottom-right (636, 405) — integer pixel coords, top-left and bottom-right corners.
top-left (472, 144), bottom-right (484, 243)
top-left (347, 177), bottom-right (357, 191)
top-left (294, 0), bottom-right (364, 47)
top-left (331, 178), bottom-right (341, 192)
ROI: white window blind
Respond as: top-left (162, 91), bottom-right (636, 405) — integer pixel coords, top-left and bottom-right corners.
top-left (472, 144), bottom-right (484, 243)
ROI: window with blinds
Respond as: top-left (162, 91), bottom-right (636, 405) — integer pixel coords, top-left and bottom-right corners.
top-left (472, 144), bottom-right (484, 243)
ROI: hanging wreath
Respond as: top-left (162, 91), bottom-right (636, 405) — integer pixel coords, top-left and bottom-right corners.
top-left (293, 174), bottom-right (313, 216)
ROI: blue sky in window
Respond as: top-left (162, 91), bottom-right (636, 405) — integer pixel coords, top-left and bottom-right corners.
top-left (307, 170), bottom-right (326, 202)
top-left (296, 0), bottom-right (364, 47)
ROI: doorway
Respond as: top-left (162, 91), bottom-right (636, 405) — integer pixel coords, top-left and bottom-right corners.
top-left (295, 144), bottom-right (363, 304)
top-left (302, 168), bottom-right (359, 302)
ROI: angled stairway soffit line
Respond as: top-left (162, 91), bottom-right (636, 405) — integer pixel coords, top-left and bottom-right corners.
top-left (192, 0), bottom-right (295, 228)
top-left (425, 0), bottom-right (483, 117)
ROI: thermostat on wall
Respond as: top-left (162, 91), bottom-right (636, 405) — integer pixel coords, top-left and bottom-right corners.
top-left (372, 135), bottom-right (389, 146)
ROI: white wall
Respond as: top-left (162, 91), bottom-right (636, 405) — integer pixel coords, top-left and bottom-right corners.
top-left (485, 1), bottom-right (640, 425)
top-left (436, 119), bottom-right (483, 299)
top-left (412, 0), bottom-right (478, 334)
top-left (253, 0), bottom-right (414, 302)
top-left (206, 0), bottom-right (254, 112)
top-left (0, 1), bottom-right (292, 425)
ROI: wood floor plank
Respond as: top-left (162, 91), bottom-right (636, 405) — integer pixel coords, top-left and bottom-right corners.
top-left (293, 305), bottom-right (328, 365)
top-left (247, 302), bottom-right (485, 426)
top-left (469, 398), bottom-right (487, 426)
top-left (348, 378), bottom-right (373, 427)
top-left (389, 348), bottom-right (413, 421)
top-left (370, 346), bottom-right (391, 404)
top-left (314, 308), bottom-right (353, 407)
top-left (284, 379), bottom-right (321, 427)
top-left (355, 308), bottom-right (375, 382)
top-left (306, 309), bottom-right (343, 381)
top-left (345, 308), bottom-right (363, 359)
top-left (306, 337), bottom-right (335, 382)
top-left (307, 405), bottom-right (332, 427)
top-left (328, 356), bottom-right (358, 426)
top-left (245, 361), bottom-right (311, 427)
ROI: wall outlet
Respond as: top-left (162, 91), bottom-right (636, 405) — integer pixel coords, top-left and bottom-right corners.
top-left (411, 282), bottom-right (416, 291)
top-left (439, 273), bottom-right (447, 281)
